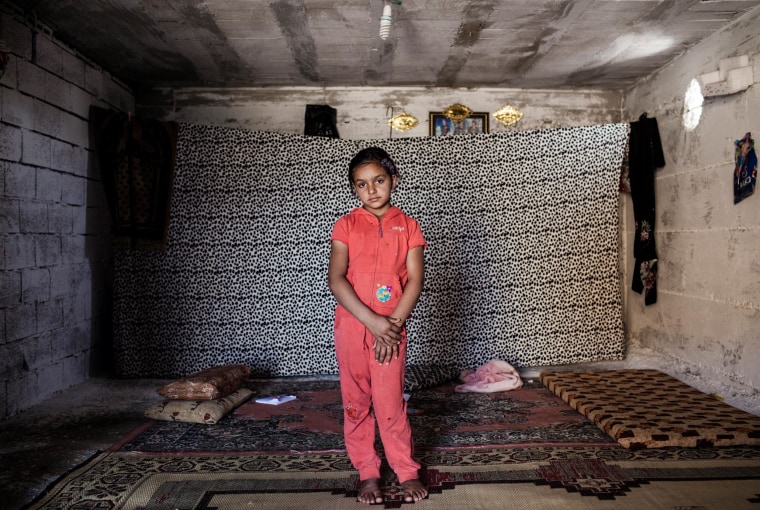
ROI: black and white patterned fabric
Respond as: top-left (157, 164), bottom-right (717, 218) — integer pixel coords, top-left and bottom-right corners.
top-left (113, 123), bottom-right (628, 378)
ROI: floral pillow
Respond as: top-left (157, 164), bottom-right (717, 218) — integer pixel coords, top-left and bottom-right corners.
top-left (157, 364), bottom-right (251, 400)
top-left (145, 388), bottom-right (252, 424)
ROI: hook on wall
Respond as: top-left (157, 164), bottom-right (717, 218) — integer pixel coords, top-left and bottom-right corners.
top-left (386, 105), bottom-right (395, 138)
top-left (0, 40), bottom-right (9, 81)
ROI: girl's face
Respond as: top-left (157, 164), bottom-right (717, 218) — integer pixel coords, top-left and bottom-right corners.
top-left (351, 162), bottom-right (396, 218)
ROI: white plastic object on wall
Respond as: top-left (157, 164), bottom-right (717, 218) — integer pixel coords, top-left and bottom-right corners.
top-left (696, 55), bottom-right (754, 97)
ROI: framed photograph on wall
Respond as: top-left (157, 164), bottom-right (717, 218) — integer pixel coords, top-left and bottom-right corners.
top-left (429, 112), bottom-right (489, 136)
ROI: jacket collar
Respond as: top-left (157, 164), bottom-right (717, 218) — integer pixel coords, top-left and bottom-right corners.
top-left (352, 205), bottom-right (401, 222)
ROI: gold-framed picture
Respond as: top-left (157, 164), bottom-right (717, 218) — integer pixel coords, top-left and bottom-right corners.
top-left (429, 112), bottom-right (489, 137)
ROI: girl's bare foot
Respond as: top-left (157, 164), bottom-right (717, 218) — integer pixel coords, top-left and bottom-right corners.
top-left (357, 478), bottom-right (384, 504)
top-left (401, 478), bottom-right (428, 502)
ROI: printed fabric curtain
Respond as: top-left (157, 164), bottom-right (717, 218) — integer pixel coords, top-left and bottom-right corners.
top-left (113, 123), bottom-right (628, 378)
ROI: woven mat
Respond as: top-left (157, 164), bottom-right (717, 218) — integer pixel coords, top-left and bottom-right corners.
top-left (539, 369), bottom-right (760, 449)
top-left (26, 446), bottom-right (760, 509)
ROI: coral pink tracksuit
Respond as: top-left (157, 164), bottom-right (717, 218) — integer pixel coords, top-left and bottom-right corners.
top-left (331, 205), bottom-right (426, 482)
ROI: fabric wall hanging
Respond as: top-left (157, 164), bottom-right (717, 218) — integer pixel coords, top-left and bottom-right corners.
top-left (113, 123), bottom-right (628, 378)
top-left (90, 106), bottom-right (178, 250)
top-left (734, 132), bottom-right (756, 204)
top-left (628, 114), bottom-right (665, 305)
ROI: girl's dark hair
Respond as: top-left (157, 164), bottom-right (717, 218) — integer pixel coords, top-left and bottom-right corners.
top-left (348, 147), bottom-right (400, 187)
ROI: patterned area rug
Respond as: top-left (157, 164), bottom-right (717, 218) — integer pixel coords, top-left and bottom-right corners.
top-left (540, 369), bottom-right (760, 449)
top-left (26, 446), bottom-right (760, 509)
top-left (120, 380), bottom-right (615, 453)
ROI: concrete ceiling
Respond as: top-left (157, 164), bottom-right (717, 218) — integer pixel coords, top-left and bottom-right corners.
top-left (7, 0), bottom-right (760, 92)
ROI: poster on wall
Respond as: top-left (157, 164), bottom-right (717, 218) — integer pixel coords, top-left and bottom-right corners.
top-left (734, 132), bottom-right (757, 204)
top-left (429, 112), bottom-right (489, 136)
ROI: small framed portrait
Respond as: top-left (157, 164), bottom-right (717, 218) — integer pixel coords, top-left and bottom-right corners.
top-left (429, 112), bottom-right (489, 137)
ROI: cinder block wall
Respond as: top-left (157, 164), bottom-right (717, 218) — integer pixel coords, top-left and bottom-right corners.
top-left (0, 7), bottom-right (133, 419)
top-left (622, 5), bottom-right (760, 415)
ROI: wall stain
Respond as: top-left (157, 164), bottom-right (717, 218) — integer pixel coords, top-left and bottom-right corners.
top-left (365, 40), bottom-right (397, 85)
top-left (514, 27), bottom-right (555, 77)
top-left (640, 0), bottom-right (678, 23)
top-left (271, 0), bottom-right (320, 83)
top-left (39, 2), bottom-right (201, 88)
top-left (727, 231), bottom-right (738, 261)
top-left (435, 0), bottom-right (495, 86)
top-left (660, 180), bottom-right (679, 228)
top-left (179, 1), bottom-right (247, 83)
top-left (629, 326), bottom-right (673, 349)
top-left (453, 21), bottom-right (488, 47)
top-left (720, 343), bottom-right (743, 367)
top-left (702, 200), bottom-right (713, 226)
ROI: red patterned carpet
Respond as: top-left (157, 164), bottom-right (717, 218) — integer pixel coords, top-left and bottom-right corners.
top-left (120, 379), bottom-right (615, 453)
top-left (24, 378), bottom-right (760, 509)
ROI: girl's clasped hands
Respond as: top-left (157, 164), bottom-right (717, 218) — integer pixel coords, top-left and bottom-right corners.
top-left (371, 316), bottom-right (404, 364)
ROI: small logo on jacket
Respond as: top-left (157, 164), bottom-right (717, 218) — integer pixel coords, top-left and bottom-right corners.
top-left (376, 285), bottom-right (393, 303)
top-left (389, 225), bottom-right (405, 232)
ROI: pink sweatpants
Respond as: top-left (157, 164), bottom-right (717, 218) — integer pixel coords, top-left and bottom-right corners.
top-left (334, 308), bottom-right (420, 483)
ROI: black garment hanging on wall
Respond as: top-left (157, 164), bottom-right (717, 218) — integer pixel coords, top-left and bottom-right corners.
top-left (628, 114), bottom-right (665, 305)
top-left (89, 106), bottom-right (178, 250)
top-left (304, 104), bottom-right (340, 138)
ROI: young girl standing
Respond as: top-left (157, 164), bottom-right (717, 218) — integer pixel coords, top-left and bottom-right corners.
top-left (328, 147), bottom-right (429, 504)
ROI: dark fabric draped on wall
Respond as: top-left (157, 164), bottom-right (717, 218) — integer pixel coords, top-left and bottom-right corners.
top-left (90, 106), bottom-right (178, 250)
top-left (628, 115), bottom-right (665, 305)
top-left (113, 123), bottom-right (628, 378)
top-left (304, 104), bottom-right (340, 138)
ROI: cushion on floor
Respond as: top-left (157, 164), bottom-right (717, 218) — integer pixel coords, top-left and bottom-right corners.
top-left (404, 364), bottom-right (460, 392)
top-left (145, 388), bottom-right (253, 424)
top-left (157, 364), bottom-right (251, 400)
top-left (540, 369), bottom-right (760, 449)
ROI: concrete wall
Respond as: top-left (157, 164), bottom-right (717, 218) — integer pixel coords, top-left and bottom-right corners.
top-left (0, 7), bottom-right (133, 418)
top-left (0, 5), bottom-right (623, 421)
top-left (622, 6), bottom-right (760, 414)
top-left (5, 0), bottom-right (757, 419)
top-left (137, 87), bottom-right (623, 139)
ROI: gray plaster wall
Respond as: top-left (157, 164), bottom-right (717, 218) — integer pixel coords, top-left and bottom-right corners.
top-left (4, 1), bottom-right (757, 420)
top-left (0, 7), bottom-right (133, 418)
top-left (139, 49), bottom-right (760, 415)
top-left (137, 86), bottom-right (624, 139)
top-left (622, 6), bottom-right (760, 415)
